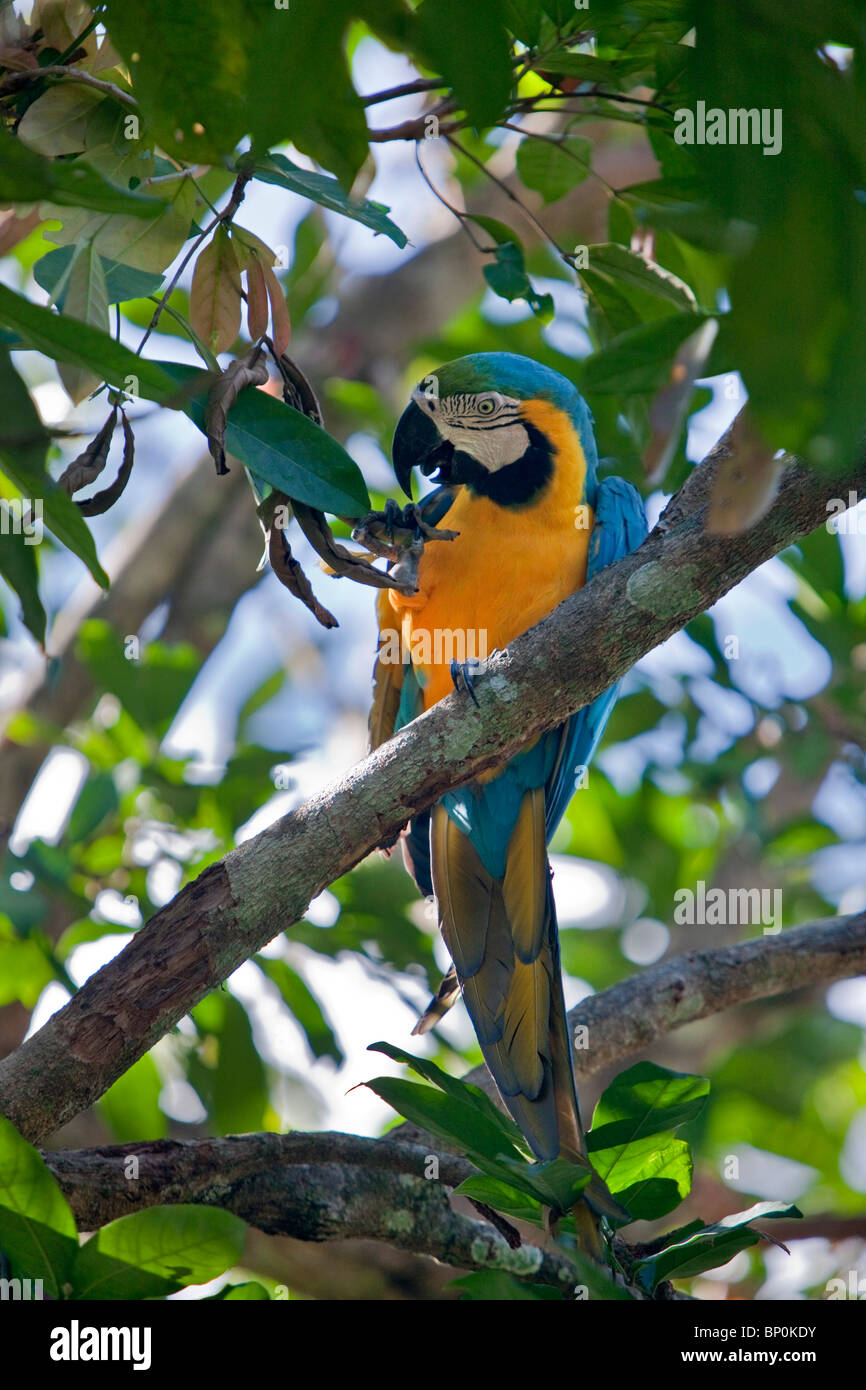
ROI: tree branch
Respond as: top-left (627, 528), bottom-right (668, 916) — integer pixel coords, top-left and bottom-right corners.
top-left (45, 1133), bottom-right (579, 1292)
top-left (444, 913), bottom-right (866, 1107)
top-left (43, 901), bottom-right (864, 1287)
top-left (1, 422), bottom-right (864, 1145)
top-left (0, 66), bottom-right (138, 108)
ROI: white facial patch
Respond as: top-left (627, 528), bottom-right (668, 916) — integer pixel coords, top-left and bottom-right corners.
top-left (412, 388), bottom-right (529, 473)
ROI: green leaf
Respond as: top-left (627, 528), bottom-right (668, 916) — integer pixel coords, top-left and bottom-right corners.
top-left (364, 1076), bottom-right (526, 1164)
top-left (504, 1156), bottom-right (591, 1211)
top-left (516, 136), bottom-right (592, 203)
top-left (368, 1041), bottom-right (525, 1147)
top-left (0, 936), bottom-right (55, 1008)
top-left (582, 312), bottom-right (708, 394)
top-left (483, 242), bottom-right (554, 320)
top-left (65, 772), bottom-right (119, 842)
top-left (207, 1280), bottom-right (271, 1300)
top-left (44, 164), bottom-right (197, 276)
top-left (245, 2), bottom-right (369, 185)
top-left (100, 0), bottom-right (251, 164)
top-left (33, 247), bottom-right (164, 308)
top-left (213, 995), bottom-right (268, 1135)
top-left (17, 84), bottom-right (107, 156)
top-left (589, 1134), bottom-right (693, 1220)
top-left (0, 283), bottom-right (177, 404)
top-left (453, 1175), bottom-right (544, 1226)
top-left (159, 361), bottom-right (371, 516)
top-left (0, 123), bottom-right (163, 218)
top-left (0, 526), bottom-right (46, 645)
top-left (0, 345), bottom-right (109, 590)
top-left (502, 0), bottom-right (545, 45)
top-left (57, 242), bottom-right (110, 404)
top-left (75, 621), bottom-right (201, 735)
top-left (103, 0), bottom-right (369, 184)
top-left (539, 50), bottom-right (639, 84)
top-left (633, 1202), bottom-right (802, 1291)
top-left (415, 0), bottom-right (512, 128)
top-left (451, 1270), bottom-right (563, 1300)
top-left (583, 243), bottom-right (697, 313)
top-left (257, 957), bottom-right (343, 1064)
top-left (250, 154), bottom-right (408, 248)
top-left (71, 1205), bottom-right (246, 1300)
top-left (0, 1114), bottom-right (79, 1298)
top-left (587, 1061), bottom-right (710, 1151)
top-left (99, 1054), bottom-right (167, 1143)
top-left (465, 214), bottom-right (524, 249)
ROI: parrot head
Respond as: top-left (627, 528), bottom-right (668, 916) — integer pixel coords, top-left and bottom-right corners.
top-left (392, 351), bottom-right (598, 507)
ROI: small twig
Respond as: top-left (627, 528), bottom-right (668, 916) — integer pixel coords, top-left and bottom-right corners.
top-left (413, 144), bottom-right (492, 254)
top-left (445, 133), bottom-right (574, 267)
top-left (360, 76), bottom-right (445, 106)
top-left (0, 65), bottom-right (137, 108)
top-left (523, 87), bottom-right (674, 116)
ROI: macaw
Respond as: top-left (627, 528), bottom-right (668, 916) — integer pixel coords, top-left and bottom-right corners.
top-left (369, 352), bottom-right (646, 1218)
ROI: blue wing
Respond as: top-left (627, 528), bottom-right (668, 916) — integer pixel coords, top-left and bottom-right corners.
top-left (543, 474), bottom-right (648, 838)
top-left (395, 474), bottom-right (647, 883)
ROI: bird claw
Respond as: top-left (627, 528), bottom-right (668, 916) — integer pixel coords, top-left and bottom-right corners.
top-left (352, 502), bottom-right (457, 558)
top-left (450, 657), bottom-right (485, 707)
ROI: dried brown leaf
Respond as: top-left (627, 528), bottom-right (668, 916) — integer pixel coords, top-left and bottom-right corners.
top-left (273, 353), bottom-right (322, 422)
top-left (77, 410), bottom-right (135, 516)
top-left (268, 525), bottom-right (338, 629)
top-left (205, 345), bottom-right (269, 475)
top-left (189, 224), bottom-right (243, 355)
top-left (57, 407), bottom-right (117, 496)
top-left (644, 320), bottom-right (718, 486)
top-left (707, 412), bottom-right (781, 535)
top-left (245, 251), bottom-right (269, 341)
top-left (292, 500), bottom-right (404, 591)
top-left (264, 264), bottom-right (291, 356)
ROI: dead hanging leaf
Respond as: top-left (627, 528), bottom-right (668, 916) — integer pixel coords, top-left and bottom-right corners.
top-left (268, 525), bottom-right (338, 629)
top-left (272, 352), bottom-right (322, 422)
top-left (644, 319), bottom-right (718, 486)
top-left (57, 407), bottom-right (117, 496)
top-left (77, 411), bottom-right (135, 515)
top-left (292, 499), bottom-right (415, 592)
top-left (264, 265), bottom-right (291, 355)
top-left (245, 250), bottom-right (269, 341)
top-left (707, 411), bottom-right (782, 535)
top-left (232, 225), bottom-right (280, 267)
top-left (189, 224), bottom-right (243, 355)
top-left (205, 344), bottom-right (269, 474)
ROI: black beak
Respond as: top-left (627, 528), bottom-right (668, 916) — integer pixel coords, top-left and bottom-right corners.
top-left (392, 398), bottom-right (453, 498)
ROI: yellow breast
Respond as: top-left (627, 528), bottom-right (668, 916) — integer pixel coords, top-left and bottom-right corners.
top-left (384, 400), bottom-right (594, 709)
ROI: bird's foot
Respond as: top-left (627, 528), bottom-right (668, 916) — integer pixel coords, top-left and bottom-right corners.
top-left (450, 657), bottom-right (487, 707)
top-left (351, 500), bottom-right (457, 559)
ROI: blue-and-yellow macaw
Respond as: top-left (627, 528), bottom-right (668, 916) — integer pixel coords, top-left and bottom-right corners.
top-left (369, 352), bottom-right (646, 1209)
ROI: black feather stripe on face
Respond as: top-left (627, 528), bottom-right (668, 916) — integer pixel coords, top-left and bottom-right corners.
top-left (454, 420), bottom-right (554, 506)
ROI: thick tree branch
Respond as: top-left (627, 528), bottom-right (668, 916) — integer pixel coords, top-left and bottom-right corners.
top-left (1, 423), bottom-right (864, 1145)
top-left (46, 1133), bottom-right (579, 1292)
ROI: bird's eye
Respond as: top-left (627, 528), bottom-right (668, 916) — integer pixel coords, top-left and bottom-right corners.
top-left (477, 396), bottom-right (497, 415)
